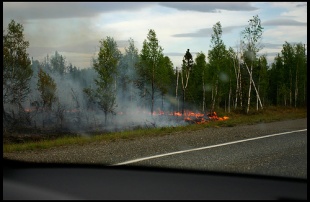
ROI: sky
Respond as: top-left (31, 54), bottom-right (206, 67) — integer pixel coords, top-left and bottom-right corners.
top-left (3, 2), bottom-right (307, 69)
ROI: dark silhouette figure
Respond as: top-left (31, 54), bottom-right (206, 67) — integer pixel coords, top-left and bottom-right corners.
top-left (184, 49), bottom-right (193, 61)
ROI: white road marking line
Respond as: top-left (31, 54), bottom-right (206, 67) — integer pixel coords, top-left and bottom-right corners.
top-left (112, 129), bottom-right (307, 166)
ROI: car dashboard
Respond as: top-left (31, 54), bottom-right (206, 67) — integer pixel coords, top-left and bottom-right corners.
top-left (3, 158), bottom-right (307, 200)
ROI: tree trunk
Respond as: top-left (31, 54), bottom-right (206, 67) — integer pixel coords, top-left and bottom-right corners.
top-left (151, 66), bottom-right (154, 115)
top-left (239, 70), bottom-right (243, 107)
top-left (244, 62), bottom-right (263, 111)
top-left (176, 68), bottom-right (179, 99)
top-left (234, 68), bottom-right (239, 109)
top-left (104, 111), bottom-right (107, 125)
top-left (211, 78), bottom-right (218, 113)
top-left (304, 81), bottom-right (306, 104)
top-left (295, 63), bottom-right (298, 108)
top-left (256, 76), bottom-right (260, 111)
top-left (180, 65), bottom-right (191, 116)
top-left (228, 78), bottom-right (231, 113)
top-left (246, 65), bottom-right (253, 114)
top-left (161, 93), bottom-right (164, 110)
top-left (175, 68), bottom-right (179, 113)
top-left (289, 68), bottom-right (292, 106)
top-left (3, 104), bottom-right (7, 120)
top-left (182, 89), bottom-right (185, 115)
top-left (202, 83), bottom-right (205, 112)
top-left (202, 71), bottom-right (205, 112)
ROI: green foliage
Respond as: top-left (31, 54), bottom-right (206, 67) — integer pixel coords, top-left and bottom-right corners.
top-left (37, 68), bottom-right (57, 110)
top-left (138, 29), bottom-right (165, 114)
top-left (3, 19), bottom-right (33, 108)
top-left (267, 42), bottom-right (307, 107)
top-left (86, 36), bottom-right (121, 123)
top-left (187, 52), bottom-right (208, 110)
top-left (156, 56), bottom-right (175, 96)
top-left (241, 15), bottom-right (264, 56)
top-left (207, 21), bottom-right (228, 112)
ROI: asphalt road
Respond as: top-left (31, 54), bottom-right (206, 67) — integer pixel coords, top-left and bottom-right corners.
top-left (4, 118), bottom-right (307, 179)
top-left (117, 129), bottom-right (307, 179)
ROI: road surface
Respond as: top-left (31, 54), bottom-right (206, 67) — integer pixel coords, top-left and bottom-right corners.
top-left (4, 118), bottom-right (307, 179)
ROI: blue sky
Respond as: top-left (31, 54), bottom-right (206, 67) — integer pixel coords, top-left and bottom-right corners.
top-left (3, 2), bottom-right (307, 69)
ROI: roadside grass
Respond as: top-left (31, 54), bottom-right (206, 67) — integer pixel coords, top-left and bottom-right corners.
top-left (3, 106), bottom-right (306, 153)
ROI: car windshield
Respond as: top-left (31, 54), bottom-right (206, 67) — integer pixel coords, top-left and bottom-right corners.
top-left (3, 2), bottom-right (307, 180)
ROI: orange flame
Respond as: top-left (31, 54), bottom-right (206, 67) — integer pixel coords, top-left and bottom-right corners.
top-left (116, 109), bottom-right (229, 125)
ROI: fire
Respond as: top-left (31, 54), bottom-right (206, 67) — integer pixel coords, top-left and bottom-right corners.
top-left (116, 108), bottom-right (229, 125)
top-left (182, 111), bottom-right (230, 124)
top-left (168, 110), bottom-right (229, 124)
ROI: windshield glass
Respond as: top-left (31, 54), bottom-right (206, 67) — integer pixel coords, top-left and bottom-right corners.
top-left (3, 2), bottom-right (307, 180)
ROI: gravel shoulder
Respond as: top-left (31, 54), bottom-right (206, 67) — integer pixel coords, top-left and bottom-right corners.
top-left (3, 118), bottom-right (307, 165)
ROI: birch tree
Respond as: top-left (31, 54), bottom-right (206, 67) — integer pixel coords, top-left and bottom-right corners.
top-left (208, 22), bottom-right (226, 114)
top-left (180, 49), bottom-right (194, 115)
top-left (241, 15), bottom-right (264, 113)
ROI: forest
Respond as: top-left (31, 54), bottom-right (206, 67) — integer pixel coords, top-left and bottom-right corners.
top-left (3, 16), bottom-right (307, 133)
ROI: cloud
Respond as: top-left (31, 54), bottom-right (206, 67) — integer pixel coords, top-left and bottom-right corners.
top-left (172, 25), bottom-right (243, 38)
top-left (263, 19), bottom-right (307, 26)
top-left (3, 2), bottom-right (155, 21)
top-left (159, 2), bottom-right (258, 12)
top-left (260, 43), bottom-right (283, 49)
top-left (164, 52), bottom-right (185, 57)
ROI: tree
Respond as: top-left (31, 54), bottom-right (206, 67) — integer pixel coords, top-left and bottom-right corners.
top-left (294, 43), bottom-right (307, 107)
top-left (281, 41), bottom-right (294, 107)
top-left (292, 43), bottom-right (307, 107)
top-left (118, 38), bottom-right (139, 110)
top-left (208, 21), bottom-right (226, 114)
top-left (241, 15), bottom-right (264, 113)
top-left (192, 52), bottom-right (207, 112)
top-left (50, 51), bottom-right (66, 75)
top-left (3, 19), bottom-right (33, 124)
top-left (138, 29), bottom-right (164, 115)
top-left (85, 36), bottom-right (121, 124)
top-left (156, 56), bottom-right (175, 111)
top-left (227, 47), bottom-right (240, 110)
top-left (37, 68), bottom-right (57, 111)
top-left (255, 55), bottom-right (269, 109)
top-left (223, 47), bottom-right (240, 113)
top-left (180, 49), bottom-right (194, 115)
top-left (268, 54), bottom-right (285, 106)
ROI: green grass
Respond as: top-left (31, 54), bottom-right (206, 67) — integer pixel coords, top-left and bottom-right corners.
top-left (3, 106), bottom-right (307, 153)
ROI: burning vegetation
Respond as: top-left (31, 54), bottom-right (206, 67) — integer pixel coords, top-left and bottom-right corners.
top-left (148, 109), bottom-right (229, 124)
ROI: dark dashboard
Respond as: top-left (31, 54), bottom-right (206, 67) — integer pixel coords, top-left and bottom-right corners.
top-left (3, 158), bottom-right (307, 200)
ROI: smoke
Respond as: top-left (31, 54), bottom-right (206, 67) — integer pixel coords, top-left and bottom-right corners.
top-left (17, 54), bottom-right (194, 136)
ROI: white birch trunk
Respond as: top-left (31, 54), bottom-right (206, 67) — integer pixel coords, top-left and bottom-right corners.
top-left (256, 76), bottom-right (260, 111)
top-left (228, 78), bottom-right (231, 113)
top-left (244, 62), bottom-right (263, 110)
top-left (295, 63), bottom-right (298, 108)
top-left (246, 65), bottom-right (252, 114)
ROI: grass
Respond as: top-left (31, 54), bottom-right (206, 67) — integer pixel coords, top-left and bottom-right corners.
top-left (3, 106), bottom-right (307, 153)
